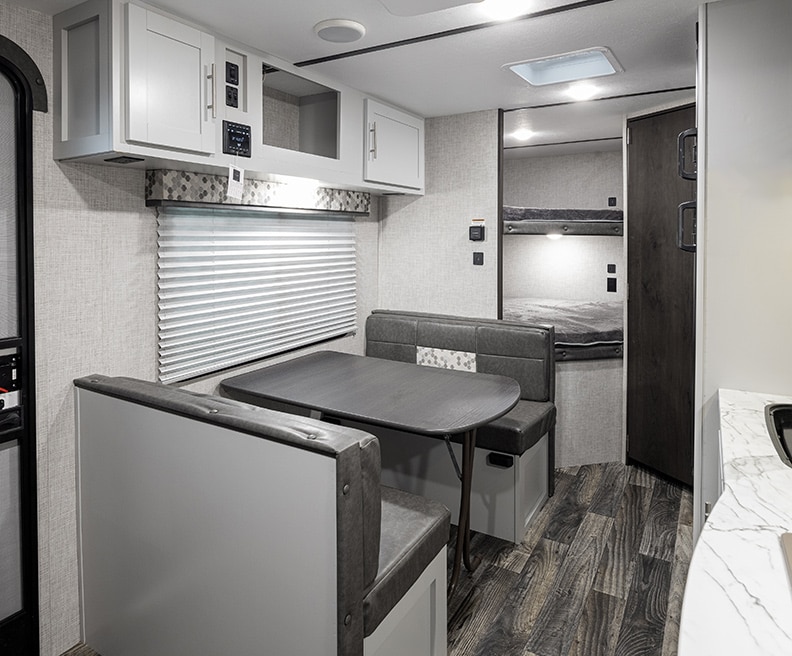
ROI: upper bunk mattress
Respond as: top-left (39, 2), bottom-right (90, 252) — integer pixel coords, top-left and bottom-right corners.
top-left (502, 297), bottom-right (623, 361)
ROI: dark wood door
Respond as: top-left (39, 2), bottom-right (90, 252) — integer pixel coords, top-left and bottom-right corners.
top-left (626, 105), bottom-right (696, 486)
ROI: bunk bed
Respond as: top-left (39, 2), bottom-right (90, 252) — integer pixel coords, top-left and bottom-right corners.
top-left (501, 206), bottom-right (625, 469)
top-left (501, 297), bottom-right (623, 361)
top-left (503, 206), bottom-right (623, 236)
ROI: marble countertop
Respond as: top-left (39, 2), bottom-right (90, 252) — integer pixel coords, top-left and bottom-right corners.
top-left (679, 389), bottom-right (792, 654)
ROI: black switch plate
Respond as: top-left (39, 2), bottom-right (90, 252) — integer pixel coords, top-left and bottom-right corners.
top-left (608, 196), bottom-right (617, 207)
top-left (607, 263), bottom-right (616, 274)
top-left (226, 85), bottom-right (238, 108)
top-left (473, 252), bottom-right (484, 266)
top-left (607, 277), bottom-right (617, 293)
top-left (469, 225), bottom-right (485, 241)
top-left (226, 61), bottom-right (239, 85)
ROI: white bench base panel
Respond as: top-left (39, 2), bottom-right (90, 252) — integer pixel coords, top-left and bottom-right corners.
top-left (374, 425), bottom-right (548, 544)
top-left (364, 548), bottom-right (447, 656)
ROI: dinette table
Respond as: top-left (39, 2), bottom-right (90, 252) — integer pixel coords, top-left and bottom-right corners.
top-left (220, 350), bottom-right (521, 592)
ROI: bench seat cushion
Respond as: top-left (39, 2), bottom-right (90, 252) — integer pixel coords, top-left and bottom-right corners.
top-left (363, 486), bottom-right (450, 637)
top-left (472, 399), bottom-right (556, 455)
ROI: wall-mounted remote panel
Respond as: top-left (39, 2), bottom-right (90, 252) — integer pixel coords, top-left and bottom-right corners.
top-left (223, 121), bottom-right (251, 158)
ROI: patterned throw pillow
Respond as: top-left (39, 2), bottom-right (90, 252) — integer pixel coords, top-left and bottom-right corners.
top-left (416, 346), bottom-right (476, 372)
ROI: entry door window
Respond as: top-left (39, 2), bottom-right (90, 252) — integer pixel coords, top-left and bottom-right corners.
top-left (0, 73), bottom-right (17, 337)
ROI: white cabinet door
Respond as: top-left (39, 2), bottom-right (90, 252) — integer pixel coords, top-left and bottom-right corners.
top-left (364, 99), bottom-right (424, 190)
top-left (126, 3), bottom-right (215, 154)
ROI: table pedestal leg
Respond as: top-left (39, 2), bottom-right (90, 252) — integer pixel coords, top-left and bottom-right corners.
top-left (449, 429), bottom-right (480, 595)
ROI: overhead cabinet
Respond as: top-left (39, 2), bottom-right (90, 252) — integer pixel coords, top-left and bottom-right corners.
top-left (54, 0), bottom-right (216, 160)
top-left (53, 0), bottom-right (425, 194)
top-left (126, 3), bottom-right (215, 154)
top-left (364, 99), bottom-right (424, 190)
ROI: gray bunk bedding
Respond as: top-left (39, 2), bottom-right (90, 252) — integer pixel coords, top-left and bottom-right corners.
top-left (503, 207), bottom-right (624, 236)
top-left (502, 297), bottom-right (623, 361)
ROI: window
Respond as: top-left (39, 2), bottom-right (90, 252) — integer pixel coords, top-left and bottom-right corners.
top-left (157, 206), bottom-right (357, 383)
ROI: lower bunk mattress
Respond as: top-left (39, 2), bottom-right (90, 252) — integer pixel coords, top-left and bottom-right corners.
top-left (502, 297), bottom-right (623, 361)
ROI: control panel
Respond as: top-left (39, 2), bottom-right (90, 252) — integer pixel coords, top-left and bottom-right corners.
top-left (0, 353), bottom-right (22, 433)
top-left (222, 120), bottom-right (251, 158)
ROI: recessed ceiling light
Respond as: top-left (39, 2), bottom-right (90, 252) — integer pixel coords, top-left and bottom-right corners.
top-left (314, 19), bottom-right (366, 43)
top-left (480, 0), bottom-right (530, 21)
top-left (566, 81), bottom-right (600, 101)
top-left (511, 128), bottom-right (535, 141)
top-left (505, 47), bottom-right (622, 86)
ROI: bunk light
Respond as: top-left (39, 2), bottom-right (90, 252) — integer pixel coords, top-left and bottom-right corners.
top-left (505, 47), bottom-right (622, 87)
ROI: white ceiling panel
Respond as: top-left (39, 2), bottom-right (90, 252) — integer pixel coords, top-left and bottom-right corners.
top-left (10, 0), bottom-right (704, 156)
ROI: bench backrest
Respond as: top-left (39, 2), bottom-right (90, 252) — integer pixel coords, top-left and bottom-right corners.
top-left (74, 374), bottom-right (381, 656)
top-left (365, 310), bottom-right (555, 403)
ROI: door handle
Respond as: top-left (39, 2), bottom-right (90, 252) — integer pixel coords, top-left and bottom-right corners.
top-left (677, 200), bottom-right (697, 252)
top-left (369, 121), bottom-right (377, 160)
top-left (207, 63), bottom-right (217, 119)
top-left (678, 128), bottom-right (697, 180)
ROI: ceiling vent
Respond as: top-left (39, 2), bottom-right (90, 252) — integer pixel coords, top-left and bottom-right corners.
top-left (379, 0), bottom-right (482, 16)
top-left (505, 47), bottom-right (623, 86)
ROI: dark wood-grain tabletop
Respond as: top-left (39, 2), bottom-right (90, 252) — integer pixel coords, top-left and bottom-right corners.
top-left (220, 350), bottom-right (521, 436)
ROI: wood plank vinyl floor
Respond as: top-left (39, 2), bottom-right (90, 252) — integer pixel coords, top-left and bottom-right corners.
top-left (447, 463), bottom-right (693, 656)
top-left (63, 463), bottom-right (692, 656)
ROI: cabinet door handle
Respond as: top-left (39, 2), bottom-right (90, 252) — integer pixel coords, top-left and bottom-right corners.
top-left (207, 63), bottom-right (217, 119)
top-left (677, 127), bottom-right (697, 180)
top-left (369, 122), bottom-right (377, 160)
top-left (677, 200), bottom-right (697, 252)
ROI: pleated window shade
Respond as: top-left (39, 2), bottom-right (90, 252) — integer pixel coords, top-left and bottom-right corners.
top-left (157, 206), bottom-right (357, 383)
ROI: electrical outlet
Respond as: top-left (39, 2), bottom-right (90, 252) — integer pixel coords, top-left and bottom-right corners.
top-left (473, 252), bottom-right (484, 266)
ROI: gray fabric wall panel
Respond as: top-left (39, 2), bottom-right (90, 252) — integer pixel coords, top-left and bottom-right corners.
top-left (365, 342), bottom-right (417, 364)
top-left (475, 325), bottom-right (550, 360)
top-left (417, 321), bottom-right (476, 353)
top-left (364, 315), bottom-right (417, 346)
top-left (476, 354), bottom-right (548, 402)
top-left (365, 311), bottom-right (554, 403)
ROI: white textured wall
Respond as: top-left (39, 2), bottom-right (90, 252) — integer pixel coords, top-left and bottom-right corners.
top-left (503, 150), bottom-right (623, 209)
top-left (695, 0), bottom-right (792, 535)
top-left (1, 4), bottom-right (379, 653)
top-left (502, 235), bottom-right (625, 302)
top-left (502, 151), bottom-right (624, 302)
top-left (377, 111), bottom-right (500, 318)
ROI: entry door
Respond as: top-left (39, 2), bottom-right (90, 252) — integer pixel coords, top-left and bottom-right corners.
top-left (626, 105), bottom-right (696, 486)
top-left (0, 61), bottom-right (38, 654)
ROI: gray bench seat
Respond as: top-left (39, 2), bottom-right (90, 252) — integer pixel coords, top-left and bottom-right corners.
top-left (476, 399), bottom-right (556, 456)
top-left (365, 309), bottom-right (557, 543)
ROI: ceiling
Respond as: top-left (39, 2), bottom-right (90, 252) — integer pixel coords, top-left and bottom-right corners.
top-left (15, 0), bottom-right (701, 157)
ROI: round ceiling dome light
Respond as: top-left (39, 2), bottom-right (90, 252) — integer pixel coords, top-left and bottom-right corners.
top-left (314, 19), bottom-right (366, 43)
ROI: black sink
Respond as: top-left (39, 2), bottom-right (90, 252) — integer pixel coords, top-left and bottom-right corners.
top-left (766, 404), bottom-right (792, 468)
